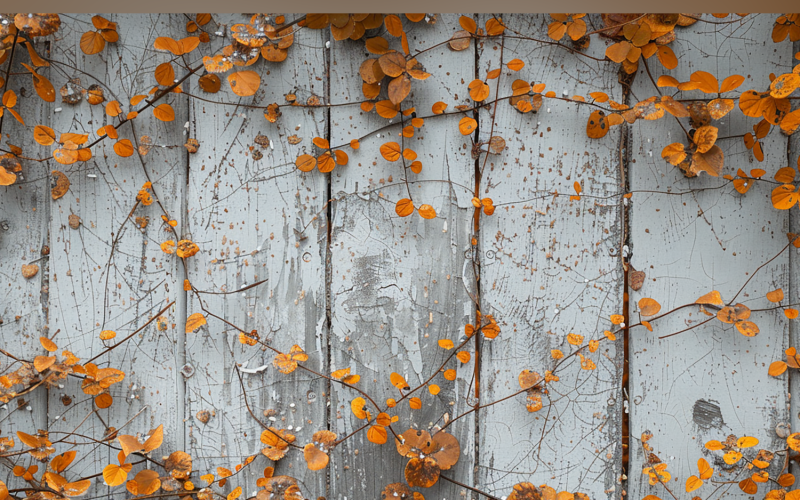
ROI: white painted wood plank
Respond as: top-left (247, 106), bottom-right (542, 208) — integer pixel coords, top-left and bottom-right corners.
top-left (184, 14), bottom-right (328, 498)
top-left (627, 14), bottom-right (793, 499)
top-left (46, 13), bottom-right (186, 485)
top-left (476, 14), bottom-right (624, 499)
top-left (0, 38), bottom-right (51, 440)
top-left (328, 14), bottom-right (476, 500)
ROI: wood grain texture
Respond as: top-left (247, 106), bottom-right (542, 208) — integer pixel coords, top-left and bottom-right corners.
top-left (46, 13), bottom-right (186, 484)
top-left (3, 13), bottom-right (800, 500)
top-left (789, 38), bottom-right (800, 480)
top-left (627, 14), bottom-right (793, 499)
top-left (0, 38), bottom-right (50, 441)
top-left (475, 14), bottom-right (624, 499)
top-left (328, 14), bottom-right (477, 500)
top-left (183, 14), bottom-right (328, 497)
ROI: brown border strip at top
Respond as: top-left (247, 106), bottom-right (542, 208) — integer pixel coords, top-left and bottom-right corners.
top-left (6, 5), bottom-right (800, 15)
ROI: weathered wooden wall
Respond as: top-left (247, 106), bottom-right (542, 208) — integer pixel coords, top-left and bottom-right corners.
top-left (1, 13), bottom-right (797, 500)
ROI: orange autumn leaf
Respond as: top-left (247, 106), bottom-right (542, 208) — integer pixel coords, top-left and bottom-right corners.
top-left (469, 79), bottom-right (490, 101)
top-left (390, 372), bottom-right (409, 390)
top-left (34, 355), bottom-right (56, 372)
top-left (367, 425), bottom-right (387, 444)
top-left (438, 339), bottom-right (454, 350)
top-left (185, 313), bottom-right (207, 333)
top-left (638, 298), bottom-right (661, 316)
top-left (767, 288), bottom-right (784, 303)
top-left (507, 58), bottom-right (524, 71)
top-left (114, 139), bottom-right (134, 158)
top-left (351, 397), bottom-right (368, 419)
top-left (772, 184), bottom-right (800, 210)
top-left (432, 101), bottom-right (447, 114)
top-left (100, 330), bottom-right (117, 340)
top-left (228, 487), bottom-right (242, 500)
top-left (769, 360), bottom-right (788, 377)
top-left (395, 198), bottom-right (414, 217)
top-left (296, 154), bottom-right (316, 172)
top-left (567, 333), bottom-right (584, 345)
top-left (39, 336), bottom-right (57, 352)
top-left (696, 291), bottom-right (724, 306)
top-left (272, 345), bottom-right (308, 374)
top-left (227, 71), bottom-right (261, 96)
top-left (458, 116), bottom-right (477, 135)
top-left (153, 103), bottom-right (175, 122)
top-left (33, 125), bottom-right (56, 146)
top-left (380, 142), bottom-right (402, 162)
top-left (418, 204), bottom-right (436, 219)
top-left (586, 110), bottom-right (609, 139)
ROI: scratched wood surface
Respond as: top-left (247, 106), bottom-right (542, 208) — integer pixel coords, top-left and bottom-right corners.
top-left (627, 14), bottom-right (794, 499)
top-left (46, 13), bottom-right (186, 490)
top-left (3, 13), bottom-right (800, 500)
top-left (184, 14), bottom-right (328, 497)
top-left (328, 13), bottom-right (476, 500)
top-left (0, 38), bottom-right (50, 443)
top-left (475, 14), bottom-right (624, 499)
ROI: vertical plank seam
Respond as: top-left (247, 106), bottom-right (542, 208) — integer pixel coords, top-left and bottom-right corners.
top-left (323, 26), bottom-right (333, 500)
top-left (788, 37), bottom-right (799, 478)
top-left (471, 14), bottom-right (482, 498)
top-left (175, 13), bottom-right (191, 450)
top-left (42, 38), bottom-right (53, 434)
top-left (619, 69), bottom-right (633, 489)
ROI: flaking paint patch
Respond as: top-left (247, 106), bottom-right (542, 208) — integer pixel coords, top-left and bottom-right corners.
top-left (693, 399), bottom-right (724, 430)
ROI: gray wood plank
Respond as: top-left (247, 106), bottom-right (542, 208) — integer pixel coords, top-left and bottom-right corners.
top-left (46, 13), bottom-right (186, 485)
top-left (475, 14), bottom-right (624, 499)
top-left (788, 39), bottom-right (800, 480)
top-left (183, 14), bottom-right (328, 498)
top-left (0, 37), bottom-right (51, 443)
top-left (627, 13), bottom-right (793, 499)
top-left (328, 14), bottom-right (477, 500)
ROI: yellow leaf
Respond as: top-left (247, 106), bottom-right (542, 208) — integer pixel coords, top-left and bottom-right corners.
top-left (114, 139), bottom-right (134, 158)
top-left (153, 103), bottom-right (175, 122)
top-left (351, 397), bottom-right (367, 419)
top-left (418, 204), bottom-right (436, 219)
top-left (39, 337), bottom-right (58, 352)
top-left (186, 313), bottom-right (207, 333)
top-left (103, 463), bottom-right (129, 487)
top-left (696, 291), bottom-right (724, 306)
top-left (438, 339), bottom-right (454, 350)
top-left (685, 475), bottom-right (702, 492)
top-left (737, 436), bottom-right (759, 449)
top-left (227, 71), bottom-right (261, 96)
top-left (367, 425), bottom-right (387, 444)
top-left (228, 486), bottom-right (242, 500)
top-left (638, 298), bottom-right (661, 316)
top-left (390, 372), bottom-right (409, 390)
